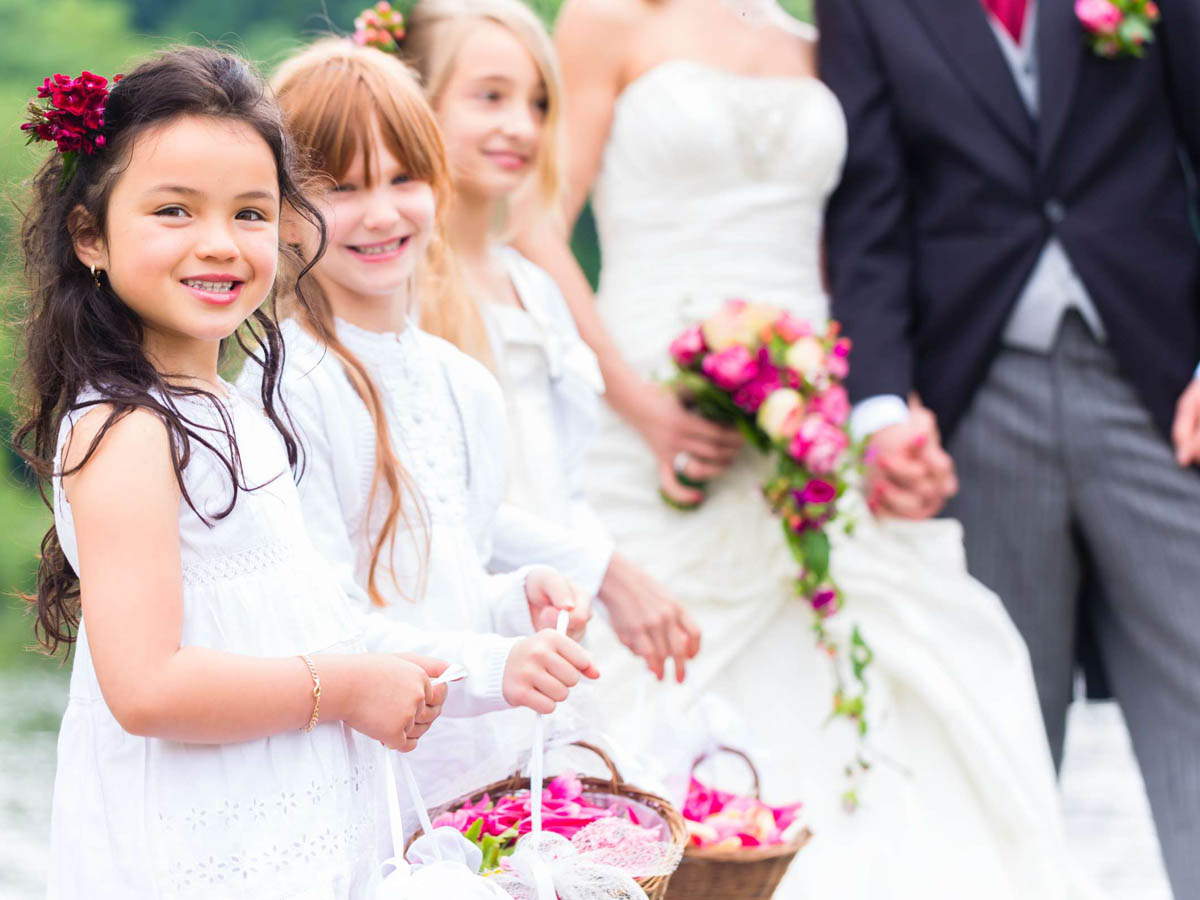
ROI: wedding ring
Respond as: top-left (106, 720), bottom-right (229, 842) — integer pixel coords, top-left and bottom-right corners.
top-left (673, 451), bottom-right (693, 477)
top-left (672, 451), bottom-right (707, 490)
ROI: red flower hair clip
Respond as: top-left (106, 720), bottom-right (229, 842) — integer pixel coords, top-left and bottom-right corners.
top-left (21, 70), bottom-right (121, 190)
top-left (352, 2), bottom-right (407, 53)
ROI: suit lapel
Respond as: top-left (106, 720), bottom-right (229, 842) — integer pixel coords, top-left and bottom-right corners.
top-left (1036, 0), bottom-right (1084, 169)
top-left (904, 0), bottom-right (1035, 154)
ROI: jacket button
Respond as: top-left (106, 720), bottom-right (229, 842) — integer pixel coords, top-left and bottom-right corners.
top-left (1044, 199), bottom-right (1066, 224)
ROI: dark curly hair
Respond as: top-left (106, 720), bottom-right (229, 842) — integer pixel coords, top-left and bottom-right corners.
top-left (13, 46), bottom-right (327, 655)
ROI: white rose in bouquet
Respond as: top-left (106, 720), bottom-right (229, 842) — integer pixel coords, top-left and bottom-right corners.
top-left (784, 336), bottom-right (826, 381)
top-left (757, 388), bottom-right (805, 441)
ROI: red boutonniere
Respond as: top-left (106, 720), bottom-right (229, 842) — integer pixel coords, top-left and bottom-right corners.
top-left (1075, 0), bottom-right (1160, 59)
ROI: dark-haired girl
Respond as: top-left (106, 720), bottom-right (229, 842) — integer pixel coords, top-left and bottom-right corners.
top-left (14, 47), bottom-right (475, 898)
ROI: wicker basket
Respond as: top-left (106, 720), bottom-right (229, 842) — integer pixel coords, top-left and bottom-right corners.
top-left (409, 741), bottom-right (688, 900)
top-left (664, 747), bottom-right (812, 900)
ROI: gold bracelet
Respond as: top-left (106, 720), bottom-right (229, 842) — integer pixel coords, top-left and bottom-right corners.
top-left (299, 654), bottom-right (321, 732)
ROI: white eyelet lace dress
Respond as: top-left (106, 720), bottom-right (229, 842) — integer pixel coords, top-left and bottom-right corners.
top-left (48, 388), bottom-right (389, 900)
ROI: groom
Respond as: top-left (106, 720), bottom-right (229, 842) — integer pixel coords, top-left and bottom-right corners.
top-left (816, 0), bottom-right (1200, 893)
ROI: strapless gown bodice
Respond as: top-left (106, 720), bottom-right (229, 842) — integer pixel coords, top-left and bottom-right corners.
top-left (592, 59), bottom-right (845, 365)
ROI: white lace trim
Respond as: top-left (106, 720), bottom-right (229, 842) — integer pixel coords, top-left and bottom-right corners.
top-left (181, 540), bottom-right (302, 586)
top-left (159, 760), bottom-right (380, 897)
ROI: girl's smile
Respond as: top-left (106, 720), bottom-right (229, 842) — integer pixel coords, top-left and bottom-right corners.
top-left (345, 234), bottom-right (413, 262)
top-left (481, 149), bottom-right (531, 172)
top-left (180, 273), bottom-right (246, 305)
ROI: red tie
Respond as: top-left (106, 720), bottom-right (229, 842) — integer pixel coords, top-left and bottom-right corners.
top-left (982, 0), bottom-right (1028, 43)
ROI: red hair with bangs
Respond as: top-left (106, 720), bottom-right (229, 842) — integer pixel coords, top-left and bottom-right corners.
top-left (271, 39), bottom-right (467, 606)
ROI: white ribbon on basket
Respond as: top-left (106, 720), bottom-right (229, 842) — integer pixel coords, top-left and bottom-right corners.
top-left (490, 612), bottom-right (682, 900)
top-left (375, 664), bottom-right (511, 900)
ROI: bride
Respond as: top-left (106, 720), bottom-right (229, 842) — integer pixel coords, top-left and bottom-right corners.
top-left (516, 0), bottom-right (1101, 897)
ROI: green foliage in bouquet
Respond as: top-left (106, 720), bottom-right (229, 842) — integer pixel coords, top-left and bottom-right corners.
top-left (665, 301), bottom-right (875, 808)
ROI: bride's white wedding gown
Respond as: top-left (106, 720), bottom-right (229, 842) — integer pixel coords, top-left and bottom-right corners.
top-left (582, 58), bottom-right (1100, 899)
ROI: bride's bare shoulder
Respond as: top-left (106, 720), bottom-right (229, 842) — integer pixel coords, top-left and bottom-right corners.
top-left (556, 0), bottom-right (656, 34)
top-left (765, 13), bottom-right (819, 72)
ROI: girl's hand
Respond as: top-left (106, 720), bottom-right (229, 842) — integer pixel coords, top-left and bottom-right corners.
top-left (630, 386), bottom-right (743, 504)
top-left (341, 654), bottom-right (449, 751)
top-left (396, 654), bottom-right (451, 746)
top-left (502, 631), bottom-right (599, 715)
top-left (526, 568), bottom-right (591, 640)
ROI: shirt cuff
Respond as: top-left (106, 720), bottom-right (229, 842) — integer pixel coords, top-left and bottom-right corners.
top-left (489, 565), bottom-right (544, 637)
top-left (1193, 361), bottom-right (1200, 380)
top-left (849, 394), bottom-right (910, 443)
top-left (443, 633), bottom-right (518, 717)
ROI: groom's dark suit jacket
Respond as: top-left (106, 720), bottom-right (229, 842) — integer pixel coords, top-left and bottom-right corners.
top-left (817, 0), bottom-right (1200, 441)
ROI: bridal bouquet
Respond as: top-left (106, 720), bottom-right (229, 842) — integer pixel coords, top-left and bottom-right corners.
top-left (666, 300), bottom-right (874, 806)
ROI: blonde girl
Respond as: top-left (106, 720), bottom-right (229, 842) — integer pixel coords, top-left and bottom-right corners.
top-left (402, 0), bottom-right (702, 682)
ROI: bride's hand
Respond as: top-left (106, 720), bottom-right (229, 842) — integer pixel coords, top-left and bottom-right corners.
top-left (630, 386), bottom-right (743, 502)
top-left (597, 553), bottom-right (702, 683)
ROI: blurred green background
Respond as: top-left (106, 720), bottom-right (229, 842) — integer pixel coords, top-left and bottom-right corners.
top-left (0, 0), bottom-right (813, 673)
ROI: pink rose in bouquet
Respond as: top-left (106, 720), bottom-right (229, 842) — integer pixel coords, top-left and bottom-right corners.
top-left (701, 299), bottom-right (778, 351)
top-left (732, 355), bottom-right (782, 413)
top-left (811, 587), bottom-right (840, 617)
top-left (796, 478), bottom-right (837, 506)
top-left (701, 345), bottom-right (760, 391)
top-left (774, 310), bottom-right (813, 343)
top-left (789, 415), bottom-right (849, 474)
top-left (670, 325), bottom-right (707, 368)
top-left (810, 384), bottom-right (851, 427)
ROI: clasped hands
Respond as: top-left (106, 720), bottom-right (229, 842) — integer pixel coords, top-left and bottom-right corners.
top-left (866, 397), bottom-right (958, 520)
top-left (1172, 377), bottom-right (1200, 467)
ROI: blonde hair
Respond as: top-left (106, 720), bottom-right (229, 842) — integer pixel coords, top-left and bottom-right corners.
top-left (404, 0), bottom-right (565, 231)
top-left (271, 38), bottom-right (455, 606)
top-left (402, 0), bottom-right (566, 363)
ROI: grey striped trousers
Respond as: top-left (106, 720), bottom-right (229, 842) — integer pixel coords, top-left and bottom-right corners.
top-left (945, 313), bottom-right (1200, 899)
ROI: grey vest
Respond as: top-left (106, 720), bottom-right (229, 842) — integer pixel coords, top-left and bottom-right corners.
top-left (988, 4), bottom-right (1107, 350)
